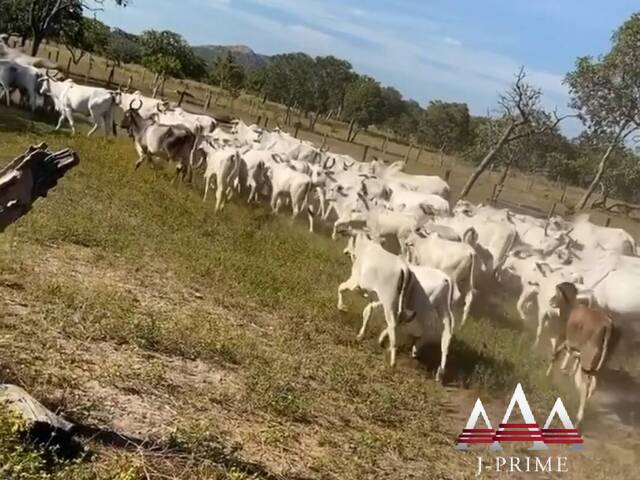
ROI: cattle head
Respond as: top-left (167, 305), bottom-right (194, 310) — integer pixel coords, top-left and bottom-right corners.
top-left (120, 98), bottom-right (143, 131)
top-left (453, 200), bottom-right (475, 217)
top-left (418, 204), bottom-right (436, 219)
top-left (550, 282), bottom-right (578, 309)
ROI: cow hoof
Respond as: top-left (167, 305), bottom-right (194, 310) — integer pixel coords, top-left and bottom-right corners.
top-left (356, 332), bottom-right (365, 341)
top-left (411, 346), bottom-right (418, 359)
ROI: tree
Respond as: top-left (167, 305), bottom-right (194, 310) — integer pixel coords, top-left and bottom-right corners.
top-left (210, 51), bottom-right (245, 99)
top-left (105, 28), bottom-right (142, 65)
top-left (60, 16), bottom-right (110, 65)
top-left (20, 0), bottom-right (128, 56)
top-left (458, 68), bottom-right (568, 199)
top-left (307, 56), bottom-right (355, 129)
top-left (566, 13), bottom-right (640, 209)
top-left (139, 29), bottom-right (206, 83)
top-left (0, 0), bottom-right (31, 45)
top-left (342, 75), bottom-right (386, 142)
top-left (421, 101), bottom-right (471, 153)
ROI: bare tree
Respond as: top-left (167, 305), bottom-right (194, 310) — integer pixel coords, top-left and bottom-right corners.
top-left (458, 68), bottom-right (569, 199)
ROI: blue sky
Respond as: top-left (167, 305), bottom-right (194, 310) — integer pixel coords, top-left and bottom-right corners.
top-left (97, 0), bottom-right (639, 135)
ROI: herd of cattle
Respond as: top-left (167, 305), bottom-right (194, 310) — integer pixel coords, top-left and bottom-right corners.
top-left (2, 37), bottom-right (639, 426)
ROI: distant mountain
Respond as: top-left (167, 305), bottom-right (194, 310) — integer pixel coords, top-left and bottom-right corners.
top-left (193, 45), bottom-right (270, 71)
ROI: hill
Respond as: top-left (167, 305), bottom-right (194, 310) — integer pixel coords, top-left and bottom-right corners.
top-left (193, 44), bottom-right (270, 70)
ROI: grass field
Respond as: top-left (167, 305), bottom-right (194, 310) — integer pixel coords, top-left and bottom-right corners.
top-left (0, 109), bottom-right (639, 479)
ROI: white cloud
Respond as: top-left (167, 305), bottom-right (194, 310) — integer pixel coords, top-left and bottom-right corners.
top-left (442, 36), bottom-right (462, 47)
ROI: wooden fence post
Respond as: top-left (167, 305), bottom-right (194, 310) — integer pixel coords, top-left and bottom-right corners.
top-left (65, 57), bottom-right (72, 75)
top-left (416, 146), bottom-right (423, 163)
top-left (404, 144), bottom-right (413, 162)
top-left (605, 217), bottom-right (612, 227)
top-left (320, 133), bottom-right (328, 149)
top-left (264, 117), bottom-right (269, 129)
top-left (55, 50), bottom-right (60, 63)
top-left (294, 122), bottom-right (301, 138)
top-left (444, 169), bottom-right (452, 183)
top-left (560, 183), bottom-right (568, 204)
top-left (362, 145), bottom-right (370, 162)
top-left (47, 51), bottom-right (52, 60)
top-left (256, 115), bottom-right (262, 126)
top-left (203, 90), bottom-right (212, 113)
top-left (547, 202), bottom-right (557, 219)
top-left (125, 75), bottom-right (133, 91)
top-left (141, 69), bottom-right (146, 85)
top-left (84, 56), bottom-right (92, 84)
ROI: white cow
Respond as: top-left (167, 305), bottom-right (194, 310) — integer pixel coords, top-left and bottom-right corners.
top-left (373, 160), bottom-right (450, 199)
top-left (404, 230), bottom-right (477, 326)
top-left (192, 140), bottom-right (240, 211)
top-left (39, 77), bottom-right (116, 136)
top-left (338, 232), bottom-right (413, 366)
top-left (0, 60), bottom-right (41, 111)
top-left (361, 264), bottom-right (456, 382)
top-left (265, 156), bottom-right (315, 232)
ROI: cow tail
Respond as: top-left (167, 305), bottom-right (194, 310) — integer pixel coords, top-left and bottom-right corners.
top-left (396, 266), bottom-right (412, 317)
top-left (446, 276), bottom-right (456, 330)
top-left (468, 252), bottom-right (477, 296)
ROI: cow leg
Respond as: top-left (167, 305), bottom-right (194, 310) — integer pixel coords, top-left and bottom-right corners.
top-left (383, 305), bottom-right (398, 367)
top-left (358, 301), bottom-right (381, 340)
top-left (215, 181), bottom-right (225, 212)
top-left (337, 276), bottom-right (358, 312)
top-left (307, 205), bottom-right (314, 233)
top-left (533, 311), bottom-right (547, 349)
top-left (559, 349), bottom-right (572, 373)
top-left (437, 312), bottom-right (454, 383)
top-left (133, 144), bottom-right (147, 170)
top-left (55, 112), bottom-right (66, 131)
top-left (247, 182), bottom-right (257, 203)
top-left (574, 369), bottom-right (591, 426)
top-left (87, 110), bottom-right (100, 137)
top-left (546, 342), bottom-right (567, 377)
top-left (587, 375), bottom-right (598, 400)
top-left (203, 173), bottom-right (212, 202)
top-left (65, 110), bottom-right (77, 135)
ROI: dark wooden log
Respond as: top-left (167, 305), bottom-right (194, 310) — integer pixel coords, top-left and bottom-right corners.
top-left (0, 144), bottom-right (79, 232)
top-left (0, 384), bottom-right (81, 458)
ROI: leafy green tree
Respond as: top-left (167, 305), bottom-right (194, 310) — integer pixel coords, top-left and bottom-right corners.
top-left (139, 29), bottom-right (206, 80)
top-left (311, 55), bottom-right (355, 124)
top-left (105, 28), bottom-right (142, 65)
top-left (342, 75), bottom-right (386, 142)
top-left (566, 13), bottom-right (640, 209)
top-left (420, 101), bottom-right (471, 152)
top-left (11, 0), bottom-right (128, 56)
top-left (60, 16), bottom-right (110, 65)
top-left (0, 0), bottom-right (31, 45)
top-left (211, 51), bottom-right (245, 95)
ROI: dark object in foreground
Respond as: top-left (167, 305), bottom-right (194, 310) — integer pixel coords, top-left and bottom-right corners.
top-left (0, 143), bottom-right (79, 232)
top-left (0, 384), bottom-right (81, 459)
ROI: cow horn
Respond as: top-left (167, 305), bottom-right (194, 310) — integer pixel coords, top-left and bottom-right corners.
top-left (324, 157), bottom-right (336, 170)
top-left (129, 98), bottom-right (143, 111)
top-left (544, 221), bottom-right (549, 237)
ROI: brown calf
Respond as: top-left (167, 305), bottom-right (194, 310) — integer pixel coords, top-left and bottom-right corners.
top-left (547, 282), bottom-right (613, 426)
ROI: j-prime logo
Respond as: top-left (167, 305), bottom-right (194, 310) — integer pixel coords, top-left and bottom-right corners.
top-left (456, 384), bottom-right (583, 450)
